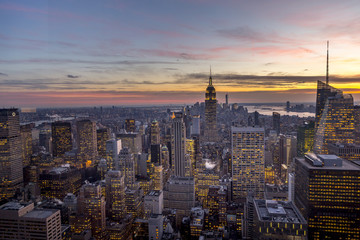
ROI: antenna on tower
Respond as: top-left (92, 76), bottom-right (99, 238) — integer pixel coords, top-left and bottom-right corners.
top-left (209, 66), bottom-right (212, 85)
top-left (326, 41), bottom-right (329, 85)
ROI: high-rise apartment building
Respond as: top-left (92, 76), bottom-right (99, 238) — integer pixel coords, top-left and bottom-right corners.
top-left (52, 121), bottom-right (72, 157)
top-left (294, 153), bottom-right (360, 239)
top-left (77, 120), bottom-right (98, 167)
top-left (313, 83), bottom-right (355, 154)
top-left (105, 170), bottom-right (126, 221)
top-left (171, 112), bottom-right (187, 177)
top-left (0, 109), bottom-right (23, 201)
top-left (204, 71), bottom-right (217, 142)
top-left (231, 126), bottom-right (265, 202)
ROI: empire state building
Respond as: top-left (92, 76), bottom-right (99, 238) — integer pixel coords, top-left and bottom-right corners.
top-left (204, 71), bottom-right (217, 142)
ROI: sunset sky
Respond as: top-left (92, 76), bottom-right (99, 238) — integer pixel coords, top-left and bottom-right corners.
top-left (1, 0), bottom-right (360, 107)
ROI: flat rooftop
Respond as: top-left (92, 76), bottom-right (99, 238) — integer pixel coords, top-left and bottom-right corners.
top-left (231, 126), bottom-right (264, 133)
top-left (254, 200), bottom-right (306, 224)
top-left (147, 190), bottom-right (162, 197)
top-left (23, 209), bottom-right (58, 219)
top-left (0, 202), bottom-right (31, 211)
top-left (297, 155), bottom-right (360, 171)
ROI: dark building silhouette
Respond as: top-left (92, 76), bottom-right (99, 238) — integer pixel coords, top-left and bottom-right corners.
top-left (272, 112), bottom-right (280, 135)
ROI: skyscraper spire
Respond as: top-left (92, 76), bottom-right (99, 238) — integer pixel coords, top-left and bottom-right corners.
top-left (209, 66), bottom-right (212, 86)
top-left (326, 41), bottom-right (329, 85)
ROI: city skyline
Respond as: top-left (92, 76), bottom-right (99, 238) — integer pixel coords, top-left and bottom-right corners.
top-left (1, 0), bottom-right (360, 107)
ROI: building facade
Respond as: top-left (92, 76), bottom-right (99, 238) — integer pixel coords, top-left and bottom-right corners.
top-left (0, 109), bottom-right (23, 201)
top-left (231, 126), bottom-right (265, 202)
top-left (294, 153), bottom-right (360, 240)
top-left (52, 121), bottom-right (72, 157)
top-left (204, 72), bottom-right (217, 142)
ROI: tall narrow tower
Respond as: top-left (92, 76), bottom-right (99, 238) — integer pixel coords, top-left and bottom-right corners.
top-left (171, 112), bottom-right (187, 177)
top-left (204, 69), bottom-right (217, 142)
top-left (0, 109), bottom-right (23, 201)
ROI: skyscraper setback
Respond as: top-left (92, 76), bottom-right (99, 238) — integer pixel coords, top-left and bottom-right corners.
top-left (0, 109), bottom-right (23, 201)
top-left (314, 82), bottom-right (355, 154)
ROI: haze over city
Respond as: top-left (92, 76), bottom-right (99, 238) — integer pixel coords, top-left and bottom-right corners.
top-left (1, 0), bottom-right (360, 107)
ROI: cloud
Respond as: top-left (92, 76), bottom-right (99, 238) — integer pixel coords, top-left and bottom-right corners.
top-left (67, 74), bottom-right (80, 78)
top-left (0, 58), bottom-right (181, 65)
top-left (0, 72), bottom-right (7, 76)
top-left (0, 78), bottom-right (121, 90)
top-left (179, 72), bottom-right (360, 88)
top-left (217, 26), bottom-right (292, 44)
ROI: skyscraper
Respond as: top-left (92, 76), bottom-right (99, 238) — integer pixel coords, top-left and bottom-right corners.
top-left (106, 139), bottom-right (122, 170)
top-left (150, 120), bottom-right (161, 165)
top-left (297, 121), bottom-right (315, 157)
top-left (190, 115), bottom-right (200, 136)
top-left (20, 123), bottom-right (33, 167)
top-left (204, 70), bottom-right (217, 142)
top-left (294, 153), bottom-right (360, 239)
top-left (105, 170), bottom-right (126, 221)
top-left (119, 147), bottom-right (136, 187)
top-left (77, 119), bottom-right (98, 167)
top-left (96, 128), bottom-right (110, 159)
top-left (52, 121), bottom-right (72, 157)
top-left (78, 182), bottom-right (106, 238)
top-left (0, 109), bottom-right (23, 201)
top-left (313, 85), bottom-right (355, 154)
top-left (231, 126), bottom-right (265, 202)
top-left (272, 112), bottom-right (280, 135)
top-left (150, 120), bottom-right (160, 145)
top-left (171, 112), bottom-right (187, 177)
top-left (125, 119), bottom-right (135, 133)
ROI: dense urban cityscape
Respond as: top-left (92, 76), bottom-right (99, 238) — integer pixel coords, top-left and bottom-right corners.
top-left (2, 1), bottom-right (360, 240)
top-left (1, 59), bottom-right (360, 239)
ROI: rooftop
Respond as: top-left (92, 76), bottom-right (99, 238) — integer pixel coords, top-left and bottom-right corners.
top-left (0, 201), bottom-right (31, 211)
top-left (254, 200), bottom-right (306, 224)
top-left (298, 153), bottom-right (360, 171)
top-left (23, 209), bottom-right (58, 219)
top-left (147, 190), bottom-right (162, 197)
top-left (231, 126), bottom-right (264, 133)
